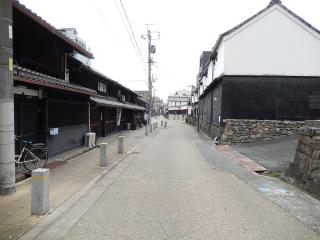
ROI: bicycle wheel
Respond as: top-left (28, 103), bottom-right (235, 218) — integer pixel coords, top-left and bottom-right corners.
top-left (23, 147), bottom-right (48, 171)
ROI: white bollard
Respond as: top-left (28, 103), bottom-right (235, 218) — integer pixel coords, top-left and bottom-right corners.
top-left (161, 121), bottom-right (163, 127)
top-left (118, 136), bottom-right (124, 154)
top-left (31, 168), bottom-right (50, 215)
top-left (164, 121), bottom-right (167, 129)
top-left (149, 124), bottom-right (153, 133)
top-left (99, 143), bottom-right (108, 167)
top-left (145, 126), bottom-right (149, 136)
top-left (153, 123), bottom-right (156, 131)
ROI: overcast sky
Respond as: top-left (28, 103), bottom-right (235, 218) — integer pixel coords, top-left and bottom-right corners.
top-left (19, 0), bottom-right (320, 101)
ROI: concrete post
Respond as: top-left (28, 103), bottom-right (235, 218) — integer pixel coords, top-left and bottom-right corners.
top-left (153, 123), bottom-right (155, 131)
top-left (31, 169), bottom-right (50, 215)
top-left (161, 121), bottom-right (163, 127)
top-left (149, 124), bottom-right (153, 133)
top-left (0, 0), bottom-right (15, 195)
top-left (99, 143), bottom-right (108, 167)
top-left (118, 136), bottom-right (124, 154)
top-left (164, 122), bottom-right (167, 128)
top-left (156, 122), bottom-right (158, 128)
top-left (145, 126), bottom-right (148, 136)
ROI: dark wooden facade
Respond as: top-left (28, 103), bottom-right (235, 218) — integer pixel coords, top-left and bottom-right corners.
top-left (199, 76), bottom-right (320, 128)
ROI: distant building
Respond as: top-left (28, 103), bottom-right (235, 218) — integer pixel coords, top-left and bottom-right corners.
top-left (167, 90), bottom-right (191, 119)
top-left (192, 51), bottom-right (211, 119)
top-left (153, 97), bottom-right (164, 115)
top-left (59, 28), bottom-right (91, 67)
top-left (135, 90), bottom-right (149, 102)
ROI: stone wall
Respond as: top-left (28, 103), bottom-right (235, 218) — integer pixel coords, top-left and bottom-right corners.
top-left (220, 119), bottom-right (304, 144)
top-left (200, 121), bottom-right (223, 139)
top-left (286, 121), bottom-right (320, 198)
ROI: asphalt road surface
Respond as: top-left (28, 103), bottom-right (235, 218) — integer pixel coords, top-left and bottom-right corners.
top-left (233, 135), bottom-right (299, 173)
top-left (31, 120), bottom-right (319, 240)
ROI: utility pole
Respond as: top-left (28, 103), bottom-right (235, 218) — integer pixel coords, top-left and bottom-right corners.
top-left (142, 25), bottom-right (159, 127)
top-left (147, 28), bottom-right (152, 127)
top-left (0, 0), bottom-right (15, 194)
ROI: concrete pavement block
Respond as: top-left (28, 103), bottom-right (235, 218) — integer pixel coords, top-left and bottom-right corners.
top-left (31, 168), bottom-right (50, 215)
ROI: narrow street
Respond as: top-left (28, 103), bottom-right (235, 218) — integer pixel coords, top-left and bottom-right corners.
top-left (23, 120), bottom-right (319, 240)
top-left (1, 1), bottom-right (320, 239)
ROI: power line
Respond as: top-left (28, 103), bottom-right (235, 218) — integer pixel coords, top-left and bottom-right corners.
top-left (89, 0), bottom-right (121, 43)
top-left (89, 0), bottom-right (147, 74)
top-left (118, 0), bottom-right (145, 64)
top-left (114, 0), bottom-right (147, 73)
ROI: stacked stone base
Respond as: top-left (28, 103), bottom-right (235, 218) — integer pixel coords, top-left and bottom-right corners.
top-left (286, 120), bottom-right (320, 198)
top-left (200, 121), bottom-right (223, 140)
top-left (187, 118), bottom-right (304, 145)
top-left (220, 119), bottom-right (304, 144)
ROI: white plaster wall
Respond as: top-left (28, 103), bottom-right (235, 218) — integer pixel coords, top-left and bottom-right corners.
top-left (223, 6), bottom-right (320, 76)
top-left (202, 74), bottom-right (209, 89)
top-left (207, 61), bottom-right (213, 83)
top-left (213, 43), bottom-right (224, 79)
top-left (199, 74), bottom-right (207, 96)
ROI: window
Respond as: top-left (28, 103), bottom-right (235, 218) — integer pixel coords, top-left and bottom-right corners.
top-left (98, 82), bottom-right (107, 93)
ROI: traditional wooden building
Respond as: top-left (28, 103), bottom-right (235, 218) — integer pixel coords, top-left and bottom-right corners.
top-left (12, 1), bottom-right (145, 156)
top-left (197, 0), bottom-right (320, 137)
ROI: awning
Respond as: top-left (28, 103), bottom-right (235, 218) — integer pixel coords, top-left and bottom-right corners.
top-left (90, 96), bottom-right (145, 111)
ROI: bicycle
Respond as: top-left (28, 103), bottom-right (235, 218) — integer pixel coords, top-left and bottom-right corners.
top-left (15, 136), bottom-right (48, 171)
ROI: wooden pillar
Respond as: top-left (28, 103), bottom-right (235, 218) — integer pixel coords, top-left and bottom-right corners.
top-left (44, 94), bottom-right (49, 145)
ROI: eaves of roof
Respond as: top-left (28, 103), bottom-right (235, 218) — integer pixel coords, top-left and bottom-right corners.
top-left (199, 76), bottom-right (223, 99)
top-left (14, 66), bottom-right (96, 96)
top-left (90, 96), bottom-right (145, 111)
top-left (13, 0), bottom-right (94, 59)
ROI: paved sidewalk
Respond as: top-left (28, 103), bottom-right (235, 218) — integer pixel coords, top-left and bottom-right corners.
top-left (0, 123), bottom-right (160, 240)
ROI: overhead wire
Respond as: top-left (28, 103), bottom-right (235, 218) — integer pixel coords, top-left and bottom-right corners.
top-left (89, 0), bottom-right (147, 76)
top-left (89, 0), bottom-right (121, 44)
top-left (114, 0), bottom-right (148, 74)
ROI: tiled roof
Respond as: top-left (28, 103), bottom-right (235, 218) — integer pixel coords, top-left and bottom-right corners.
top-left (13, 0), bottom-right (94, 59)
top-left (14, 66), bottom-right (96, 96)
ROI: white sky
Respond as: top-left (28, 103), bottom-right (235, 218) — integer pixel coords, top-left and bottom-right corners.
top-left (19, 0), bottom-right (320, 101)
